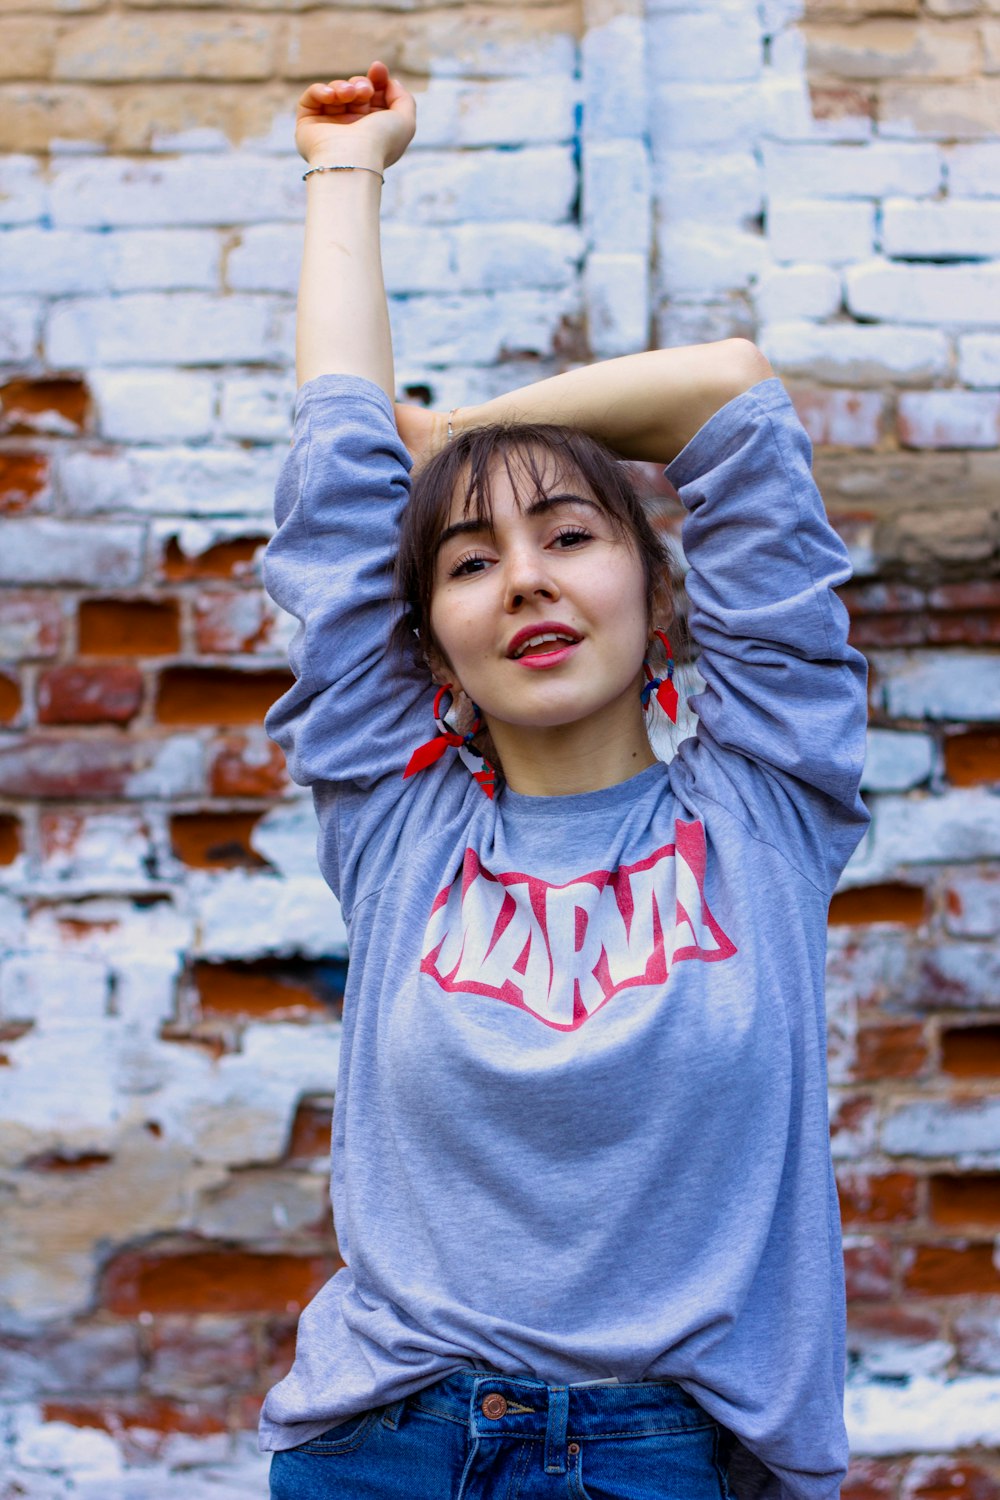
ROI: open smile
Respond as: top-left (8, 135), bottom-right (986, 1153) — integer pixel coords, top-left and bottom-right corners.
top-left (506, 623), bottom-right (582, 664)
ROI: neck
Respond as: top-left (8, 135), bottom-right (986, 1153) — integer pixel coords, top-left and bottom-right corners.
top-left (488, 687), bottom-right (658, 797)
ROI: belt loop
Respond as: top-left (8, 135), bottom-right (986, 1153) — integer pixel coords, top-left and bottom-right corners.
top-left (381, 1397), bottom-right (407, 1430)
top-left (544, 1385), bottom-right (569, 1474)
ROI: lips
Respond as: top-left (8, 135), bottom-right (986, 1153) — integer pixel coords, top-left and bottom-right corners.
top-left (506, 622), bottom-right (582, 660)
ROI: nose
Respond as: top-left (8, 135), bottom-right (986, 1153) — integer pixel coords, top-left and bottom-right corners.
top-left (502, 544), bottom-right (560, 613)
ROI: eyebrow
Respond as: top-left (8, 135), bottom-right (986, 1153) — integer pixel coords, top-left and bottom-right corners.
top-left (436, 493), bottom-right (604, 554)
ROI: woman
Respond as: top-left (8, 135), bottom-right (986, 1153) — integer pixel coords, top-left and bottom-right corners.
top-left (260, 59), bottom-right (870, 1500)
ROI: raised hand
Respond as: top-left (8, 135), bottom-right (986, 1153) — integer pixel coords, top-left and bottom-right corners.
top-left (295, 60), bottom-right (416, 173)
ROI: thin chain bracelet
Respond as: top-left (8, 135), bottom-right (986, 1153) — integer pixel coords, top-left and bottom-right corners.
top-left (302, 163), bottom-right (385, 184)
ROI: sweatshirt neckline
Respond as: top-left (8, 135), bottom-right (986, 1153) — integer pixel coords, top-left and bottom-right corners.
top-left (498, 760), bottom-right (668, 818)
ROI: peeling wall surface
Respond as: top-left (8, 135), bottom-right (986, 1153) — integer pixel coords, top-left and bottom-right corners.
top-left (1, 0), bottom-right (999, 1494)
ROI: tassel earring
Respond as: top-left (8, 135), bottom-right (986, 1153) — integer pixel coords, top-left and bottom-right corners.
top-left (641, 629), bottom-right (679, 723)
top-left (403, 684), bottom-right (496, 800)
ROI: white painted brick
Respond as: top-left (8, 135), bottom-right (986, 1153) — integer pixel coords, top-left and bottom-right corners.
top-left (46, 292), bottom-right (293, 366)
top-left (0, 953), bottom-right (109, 1028)
top-left (38, 811), bottom-right (156, 889)
top-left (582, 13), bottom-right (646, 140)
top-left (0, 297), bottom-right (40, 361)
top-left (0, 521), bottom-right (144, 587)
top-left (947, 143), bottom-right (1000, 196)
top-left (656, 297), bottom-right (756, 349)
top-left (651, 82), bottom-right (767, 148)
top-left (220, 373), bottom-right (296, 442)
top-left (860, 729), bottom-right (935, 793)
top-left (759, 0), bottom-right (805, 25)
top-left (0, 155), bottom-right (46, 226)
top-left (882, 198), bottom-right (1000, 259)
top-left (959, 334), bottom-right (1000, 388)
top-left (898, 390), bottom-right (1000, 449)
top-left (584, 141), bottom-right (651, 256)
top-left (90, 370), bottom-right (216, 443)
top-left (870, 649), bottom-right (1000, 721)
top-left (414, 76), bottom-right (577, 149)
top-left (752, 265), bottom-right (842, 320)
top-left (390, 287), bottom-right (580, 366)
top-left (383, 224), bottom-right (454, 294)
top-left (767, 200), bottom-right (874, 264)
top-left (646, 8), bottom-right (763, 82)
top-left (944, 872), bottom-right (1000, 937)
top-left (656, 151), bottom-right (763, 224)
top-left (383, 148), bottom-right (576, 225)
top-left (847, 259), bottom-right (1000, 327)
top-left (394, 358), bottom-right (563, 413)
top-left (846, 1376), bottom-right (1000, 1455)
top-left (881, 1099), bottom-right (1000, 1162)
top-left (452, 223), bottom-right (582, 292)
top-left (226, 223), bottom-right (301, 294)
top-left (60, 445), bottom-right (283, 517)
top-left (763, 142), bottom-right (943, 199)
top-left (657, 225), bottom-right (767, 296)
top-left (49, 155), bottom-right (303, 229)
top-left (0, 228), bottom-right (219, 295)
top-left (845, 789), bottom-right (1000, 887)
top-left (191, 871), bottom-right (347, 959)
top-left (759, 320), bottom-right (951, 385)
top-left (585, 253), bottom-right (649, 357)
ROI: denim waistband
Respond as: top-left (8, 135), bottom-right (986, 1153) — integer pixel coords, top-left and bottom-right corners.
top-left (383, 1367), bottom-right (716, 1475)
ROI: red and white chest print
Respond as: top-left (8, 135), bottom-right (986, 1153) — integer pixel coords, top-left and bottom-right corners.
top-left (421, 819), bottom-right (737, 1032)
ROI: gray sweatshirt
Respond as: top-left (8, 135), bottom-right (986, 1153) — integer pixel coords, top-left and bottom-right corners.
top-left (258, 372), bottom-right (870, 1500)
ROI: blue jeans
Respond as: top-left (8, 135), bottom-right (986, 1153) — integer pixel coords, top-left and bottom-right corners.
top-left (268, 1367), bottom-right (735, 1499)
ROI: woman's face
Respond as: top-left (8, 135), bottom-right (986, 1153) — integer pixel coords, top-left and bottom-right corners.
top-left (428, 448), bottom-right (652, 736)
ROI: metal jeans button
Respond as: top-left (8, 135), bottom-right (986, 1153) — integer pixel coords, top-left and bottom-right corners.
top-left (481, 1393), bottom-right (508, 1419)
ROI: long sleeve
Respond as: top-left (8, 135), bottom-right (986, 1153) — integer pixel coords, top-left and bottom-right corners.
top-left (262, 373), bottom-right (473, 911)
top-left (665, 376), bottom-right (870, 896)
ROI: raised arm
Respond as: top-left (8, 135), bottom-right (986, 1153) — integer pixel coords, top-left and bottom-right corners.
top-left (295, 60), bottom-right (415, 394)
top-left (396, 339), bottom-right (774, 471)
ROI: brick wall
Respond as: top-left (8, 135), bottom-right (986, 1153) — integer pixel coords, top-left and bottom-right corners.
top-left (1, 0), bottom-right (998, 1493)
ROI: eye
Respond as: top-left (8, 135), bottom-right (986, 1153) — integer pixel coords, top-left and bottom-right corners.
top-left (551, 526), bottom-right (592, 548)
top-left (448, 550), bottom-right (493, 578)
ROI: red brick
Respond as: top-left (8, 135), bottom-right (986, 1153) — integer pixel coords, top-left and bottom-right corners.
top-left (844, 1238), bottom-right (894, 1300)
top-left (839, 1170), bottom-right (920, 1226)
top-left (791, 388), bottom-right (885, 449)
top-left (285, 1098), bottom-right (333, 1162)
top-left (162, 534), bottom-right (266, 580)
top-left (25, 1150), bottom-right (111, 1172)
top-left (0, 736), bottom-right (202, 800)
top-left (929, 583), bottom-right (1000, 612)
top-left (903, 1244), bottom-right (1000, 1296)
top-left (0, 813), bottom-right (20, 865)
top-left (853, 1024), bottom-right (928, 1081)
top-left (903, 1459), bottom-right (1000, 1500)
top-left (156, 667), bottom-right (292, 726)
top-left (809, 83), bottom-right (877, 123)
top-left (78, 598), bottom-right (180, 656)
top-left (37, 664), bottom-right (143, 725)
top-left (101, 1245), bottom-right (340, 1316)
top-left (0, 452), bottom-right (49, 514)
top-left (945, 731), bottom-right (1000, 787)
top-left (843, 1458), bottom-right (903, 1500)
top-left (941, 1025), bottom-right (1000, 1078)
top-left (194, 961), bottom-right (327, 1020)
top-left (210, 732), bottom-right (288, 797)
top-left (926, 613), bottom-right (1000, 648)
top-left (42, 1397), bottom-right (228, 1442)
top-left (0, 673), bottom-right (21, 725)
top-left (929, 1175), bottom-right (1000, 1230)
top-left (0, 376), bottom-right (89, 434)
top-left (194, 591), bottom-right (275, 654)
top-left (170, 812), bottom-right (268, 869)
top-left (849, 615), bottom-right (928, 649)
top-left (0, 592), bottom-right (62, 658)
top-left (829, 883), bottom-right (926, 926)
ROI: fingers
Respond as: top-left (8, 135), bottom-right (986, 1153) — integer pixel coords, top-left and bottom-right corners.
top-left (298, 74), bottom-right (376, 114)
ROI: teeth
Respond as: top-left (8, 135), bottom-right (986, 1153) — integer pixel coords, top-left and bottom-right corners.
top-left (514, 632), bottom-right (575, 658)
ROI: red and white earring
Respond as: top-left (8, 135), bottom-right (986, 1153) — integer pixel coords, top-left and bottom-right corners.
top-left (641, 629), bottom-right (679, 723)
top-left (402, 684), bottom-right (496, 800)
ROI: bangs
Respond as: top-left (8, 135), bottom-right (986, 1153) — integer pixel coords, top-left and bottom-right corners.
top-left (443, 435), bottom-right (630, 550)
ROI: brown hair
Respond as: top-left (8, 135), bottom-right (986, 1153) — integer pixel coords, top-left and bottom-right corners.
top-left (392, 420), bottom-right (685, 678)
